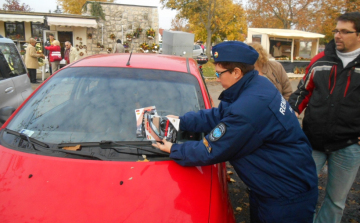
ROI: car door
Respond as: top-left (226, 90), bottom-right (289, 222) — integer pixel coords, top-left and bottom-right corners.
top-left (0, 41), bottom-right (31, 111)
top-left (0, 49), bottom-right (18, 110)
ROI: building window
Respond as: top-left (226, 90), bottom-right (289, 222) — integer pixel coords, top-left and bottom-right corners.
top-left (252, 35), bottom-right (261, 43)
top-left (298, 40), bottom-right (313, 59)
top-left (31, 22), bottom-right (43, 42)
top-left (4, 22), bottom-right (25, 41)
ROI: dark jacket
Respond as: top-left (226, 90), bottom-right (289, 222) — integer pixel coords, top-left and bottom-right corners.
top-left (44, 39), bottom-right (55, 56)
top-left (170, 70), bottom-right (317, 199)
top-left (289, 40), bottom-right (360, 153)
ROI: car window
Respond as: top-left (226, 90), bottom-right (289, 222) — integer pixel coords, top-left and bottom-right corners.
top-left (5, 67), bottom-right (205, 144)
top-left (193, 45), bottom-right (201, 50)
top-left (0, 43), bottom-right (26, 80)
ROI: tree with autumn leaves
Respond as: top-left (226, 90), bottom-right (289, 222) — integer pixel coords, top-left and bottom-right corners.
top-left (170, 17), bottom-right (191, 33)
top-left (246, 0), bottom-right (360, 44)
top-left (57, 0), bottom-right (114, 15)
top-left (161, 0), bottom-right (247, 58)
top-left (2, 0), bottom-right (31, 11)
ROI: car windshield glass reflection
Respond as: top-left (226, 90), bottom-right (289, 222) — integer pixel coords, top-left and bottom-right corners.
top-left (5, 67), bottom-right (204, 144)
top-left (0, 43), bottom-right (26, 78)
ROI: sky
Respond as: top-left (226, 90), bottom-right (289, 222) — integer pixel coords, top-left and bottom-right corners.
top-left (0, 0), bottom-right (177, 29)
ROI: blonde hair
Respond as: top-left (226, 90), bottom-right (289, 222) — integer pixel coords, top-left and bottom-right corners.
top-left (29, 38), bottom-right (36, 44)
top-left (248, 42), bottom-right (269, 69)
top-left (52, 40), bottom-right (60, 46)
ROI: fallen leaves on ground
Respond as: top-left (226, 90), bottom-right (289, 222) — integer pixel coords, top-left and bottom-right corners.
top-left (63, 145), bottom-right (81, 151)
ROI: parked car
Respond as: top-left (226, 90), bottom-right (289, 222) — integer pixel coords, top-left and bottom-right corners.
top-left (193, 44), bottom-right (203, 58)
top-left (0, 54), bottom-right (235, 222)
top-left (0, 35), bottom-right (32, 124)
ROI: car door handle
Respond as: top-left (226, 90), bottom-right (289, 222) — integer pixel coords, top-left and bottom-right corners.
top-left (5, 87), bottom-right (14, 94)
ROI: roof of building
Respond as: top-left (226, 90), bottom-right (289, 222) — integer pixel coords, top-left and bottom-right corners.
top-left (85, 1), bottom-right (157, 8)
top-left (0, 10), bottom-right (97, 19)
top-left (249, 28), bottom-right (325, 38)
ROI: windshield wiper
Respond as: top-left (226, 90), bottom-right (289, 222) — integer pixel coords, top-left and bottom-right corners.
top-left (4, 128), bottom-right (50, 150)
top-left (58, 140), bottom-right (169, 156)
top-left (3, 128), bottom-right (106, 160)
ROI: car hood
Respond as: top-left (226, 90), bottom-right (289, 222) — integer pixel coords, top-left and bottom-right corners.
top-left (0, 146), bottom-right (212, 223)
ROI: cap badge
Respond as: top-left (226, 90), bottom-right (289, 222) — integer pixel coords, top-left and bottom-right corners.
top-left (214, 52), bottom-right (218, 58)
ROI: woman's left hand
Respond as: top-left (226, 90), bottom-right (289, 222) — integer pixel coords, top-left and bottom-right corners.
top-left (152, 138), bottom-right (173, 153)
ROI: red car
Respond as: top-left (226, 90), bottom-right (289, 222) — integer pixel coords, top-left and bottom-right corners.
top-left (0, 54), bottom-right (235, 222)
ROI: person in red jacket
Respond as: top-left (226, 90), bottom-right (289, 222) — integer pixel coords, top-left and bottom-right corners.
top-left (44, 40), bottom-right (61, 74)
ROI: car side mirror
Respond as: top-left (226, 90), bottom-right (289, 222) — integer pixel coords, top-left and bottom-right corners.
top-left (0, 106), bottom-right (15, 123)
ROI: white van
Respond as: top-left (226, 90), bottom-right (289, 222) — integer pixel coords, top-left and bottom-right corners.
top-left (0, 35), bottom-right (32, 124)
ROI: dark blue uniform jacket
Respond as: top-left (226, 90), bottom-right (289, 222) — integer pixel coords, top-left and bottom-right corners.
top-left (170, 70), bottom-right (318, 198)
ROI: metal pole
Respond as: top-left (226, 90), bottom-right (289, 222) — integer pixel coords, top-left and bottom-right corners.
top-left (315, 39), bottom-right (319, 58)
top-left (102, 24), bottom-right (104, 45)
top-left (291, 38), bottom-right (294, 63)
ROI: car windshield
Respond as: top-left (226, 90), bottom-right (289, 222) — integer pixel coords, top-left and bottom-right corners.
top-left (0, 42), bottom-right (27, 78)
top-left (5, 67), bottom-right (204, 144)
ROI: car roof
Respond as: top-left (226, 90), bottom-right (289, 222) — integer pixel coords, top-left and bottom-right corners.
top-left (71, 53), bottom-right (193, 73)
top-left (0, 37), bottom-right (16, 44)
top-left (66, 53), bottom-right (211, 109)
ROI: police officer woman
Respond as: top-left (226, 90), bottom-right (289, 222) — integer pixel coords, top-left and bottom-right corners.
top-left (153, 41), bottom-right (318, 223)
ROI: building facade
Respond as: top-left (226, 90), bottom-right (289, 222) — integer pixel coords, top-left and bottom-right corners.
top-left (83, 2), bottom-right (159, 54)
top-left (0, 11), bottom-right (96, 60)
top-left (0, 2), bottom-right (159, 57)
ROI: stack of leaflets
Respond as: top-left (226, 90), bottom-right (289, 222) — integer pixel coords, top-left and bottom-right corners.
top-left (135, 106), bottom-right (180, 143)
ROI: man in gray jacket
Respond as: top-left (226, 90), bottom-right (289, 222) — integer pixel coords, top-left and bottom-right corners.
top-left (113, 39), bottom-right (125, 53)
top-left (64, 41), bottom-right (77, 64)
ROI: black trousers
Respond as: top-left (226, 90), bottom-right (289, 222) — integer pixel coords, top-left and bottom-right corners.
top-left (28, 69), bottom-right (37, 83)
top-left (249, 188), bottom-right (318, 223)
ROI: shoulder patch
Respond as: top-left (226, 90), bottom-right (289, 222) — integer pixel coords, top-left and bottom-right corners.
top-left (209, 123), bottom-right (226, 142)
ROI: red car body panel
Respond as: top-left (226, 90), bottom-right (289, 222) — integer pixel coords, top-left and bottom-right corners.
top-left (0, 54), bottom-right (235, 223)
top-left (0, 147), bottom-right (211, 222)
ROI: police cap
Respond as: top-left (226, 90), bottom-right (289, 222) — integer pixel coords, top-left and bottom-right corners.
top-left (212, 41), bottom-right (259, 65)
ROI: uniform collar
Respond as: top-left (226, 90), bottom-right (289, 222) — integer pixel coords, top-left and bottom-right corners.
top-left (218, 70), bottom-right (257, 103)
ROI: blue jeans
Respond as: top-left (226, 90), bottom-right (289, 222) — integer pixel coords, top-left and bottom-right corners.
top-left (313, 144), bottom-right (360, 223)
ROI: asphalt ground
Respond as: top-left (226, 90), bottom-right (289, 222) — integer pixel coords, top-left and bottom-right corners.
top-left (206, 79), bottom-right (360, 223)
